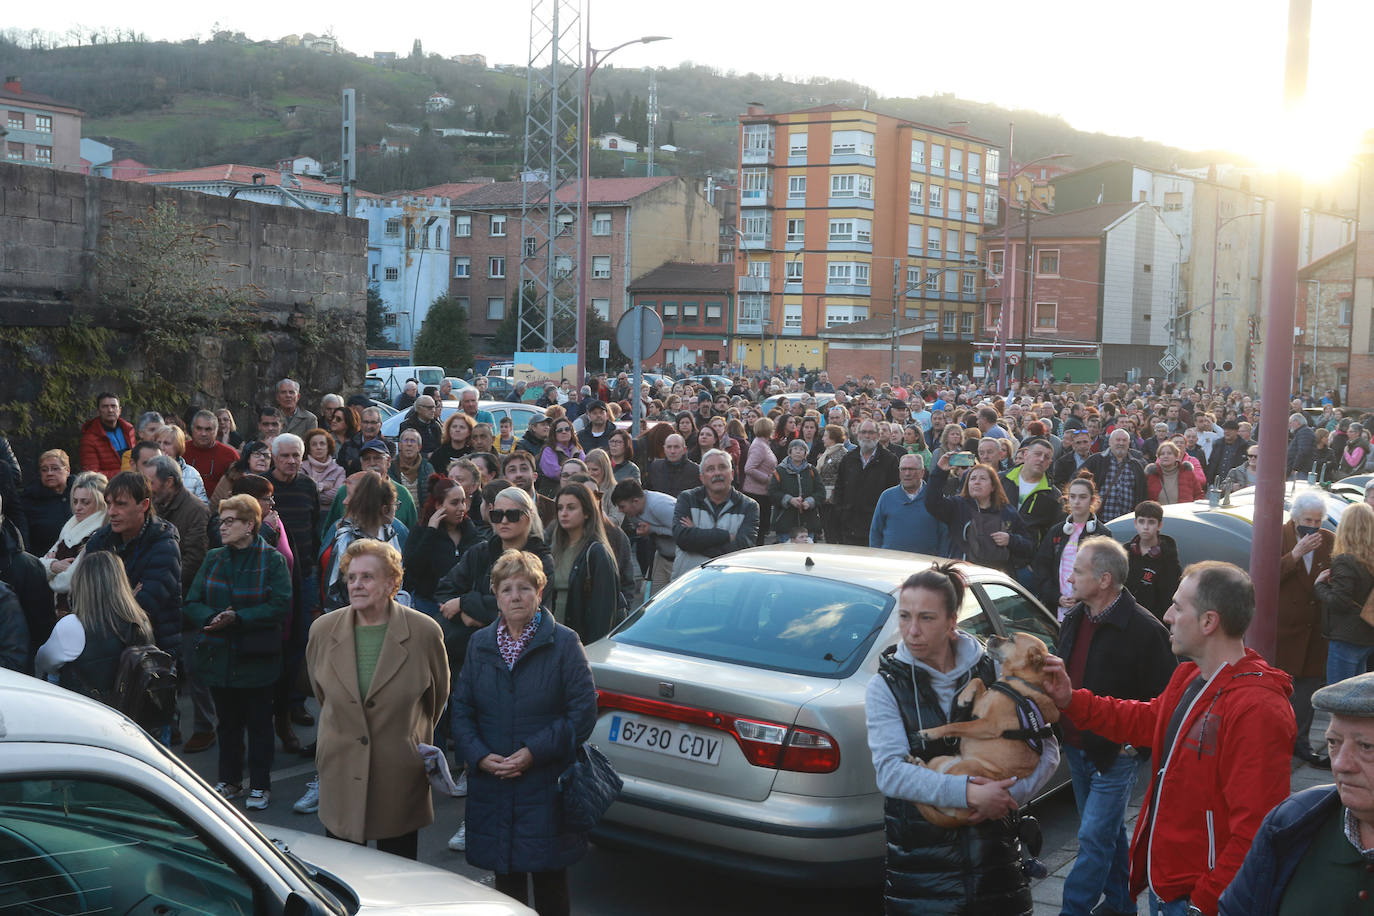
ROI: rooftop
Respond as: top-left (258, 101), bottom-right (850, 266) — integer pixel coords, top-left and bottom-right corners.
top-left (628, 261), bottom-right (735, 293)
top-left (741, 103), bottom-right (997, 147)
top-left (0, 78), bottom-right (84, 115)
top-left (452, 176), bottom-right (678, 208)
top-left (132, 164), bottom-right (376, 198)
top-left (982, 201), bottom-right (1141, 241)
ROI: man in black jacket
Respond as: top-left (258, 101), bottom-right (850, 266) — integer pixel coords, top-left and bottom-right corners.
top-left (646, 434), bottom-right (700, 498)
top-left (833, 420), bottom-right (900, 546)
top-left (1207, 420), bottom-right (1248, 485)
top-left (1286, 412), bottom-right (1316, 478)
top-left (1054, 429), bottom-right (1095, 488)
top-left (1058, 538), bottom-right (1175, 916)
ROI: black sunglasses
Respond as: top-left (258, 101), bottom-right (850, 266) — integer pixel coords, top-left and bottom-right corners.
top-left (488, 508), bottom-right (528, 524)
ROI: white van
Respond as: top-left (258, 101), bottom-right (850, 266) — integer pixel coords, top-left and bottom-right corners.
top-left (364, 365), bottom-right (445, 401)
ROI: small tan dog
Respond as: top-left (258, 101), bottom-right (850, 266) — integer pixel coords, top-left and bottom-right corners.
top-left (912, 632), bottom-right (1060, 828)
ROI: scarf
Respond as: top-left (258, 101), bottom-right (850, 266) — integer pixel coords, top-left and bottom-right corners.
top-left (497, 612), bottom-right (542, 668)
top-left (397, 450), bottom-right (423, 480)
top-left (1158, 464), bottom-right (1179, 504)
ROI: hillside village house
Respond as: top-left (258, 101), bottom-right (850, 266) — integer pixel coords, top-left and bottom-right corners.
top-left (2, 76), bottom-right (83, 172)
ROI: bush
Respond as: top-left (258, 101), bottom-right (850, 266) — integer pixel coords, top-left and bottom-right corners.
top-left (412, 294), bottom-right (475, 374)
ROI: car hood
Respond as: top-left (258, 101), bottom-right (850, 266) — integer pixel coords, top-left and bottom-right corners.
top-left (265, 826), bottom-right (535, 914)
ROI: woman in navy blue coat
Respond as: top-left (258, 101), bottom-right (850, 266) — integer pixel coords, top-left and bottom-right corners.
top-left (452, 549), bottom-right (597, 915)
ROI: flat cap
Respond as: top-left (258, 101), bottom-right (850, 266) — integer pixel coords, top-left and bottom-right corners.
top-left (1313, 673), bottom-right (1374, 716)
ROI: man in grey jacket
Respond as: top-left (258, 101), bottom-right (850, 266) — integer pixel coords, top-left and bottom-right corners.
top-left (671, 449), bottom-right (758, 579)
top-left (613, 479), bottom-right (678, 598)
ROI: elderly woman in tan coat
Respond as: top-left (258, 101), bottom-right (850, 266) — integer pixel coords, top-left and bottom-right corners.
top-left (1279, 489), bottom-right (1333, 768)
top-left (305, 539), bottom-right (449, 859)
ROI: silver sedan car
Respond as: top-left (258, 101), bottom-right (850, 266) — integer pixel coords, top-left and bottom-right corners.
top-left (584, 544), bottom-right (1063, 886)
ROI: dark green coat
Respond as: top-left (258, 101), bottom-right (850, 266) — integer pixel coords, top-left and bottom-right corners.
top-left (183, 536), bottom-right (291, 688)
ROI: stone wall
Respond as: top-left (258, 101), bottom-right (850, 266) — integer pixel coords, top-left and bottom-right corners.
top-left (0, 161), bottom-right (367, 468)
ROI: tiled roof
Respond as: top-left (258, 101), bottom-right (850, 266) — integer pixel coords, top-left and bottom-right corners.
top-left (451, 176), bottom-right (677, 208)
top-left (0, 86), bottom-right (84, 114)
top-left (406, 182), bottom-right (491, 198)
top-left (981, 202), bottom-right (1141, 241)
top-left (628, 261), bottom-right (734, 293)
top-left (132, 164), bottom-right (377, 198)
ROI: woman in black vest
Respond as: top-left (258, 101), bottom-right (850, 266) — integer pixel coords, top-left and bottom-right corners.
top-left (35, 551), bottom-right (154, 701)
top-left (864, 563), bottom-right (1060, 916)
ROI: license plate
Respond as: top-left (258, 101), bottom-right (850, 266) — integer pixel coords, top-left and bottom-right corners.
top-left (608, 715), bottom-right (723, 766)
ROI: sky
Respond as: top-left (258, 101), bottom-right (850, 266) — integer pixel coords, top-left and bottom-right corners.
top-left (15, 0), bottom-right (1374, 176)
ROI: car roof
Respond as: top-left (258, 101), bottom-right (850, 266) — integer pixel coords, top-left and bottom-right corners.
top-left (0, 668), bottom-right (169, 762)
top-left (705, 543), bottom-right (1006, 594)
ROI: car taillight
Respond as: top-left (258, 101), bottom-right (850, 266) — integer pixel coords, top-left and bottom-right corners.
top-left (598, 690), bottom-right (841, 773)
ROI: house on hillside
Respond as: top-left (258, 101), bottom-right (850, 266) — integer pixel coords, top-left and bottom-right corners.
top-left (374, 51), bottom-right (397, 65)
top-left (379, 138), bottom-right (411, 156)
top-left (275, 156), bottom-right (325, 177)
top-left (453, 54), bottom-right (487, 67)
top-left (2, 77), bottom-right (84, 172)
top-left (301, 34), bottom-right (338, 54)
top-left (426, 93), bottom-right (455, 113)
top-left (596, 133), bottom-right (640, 153)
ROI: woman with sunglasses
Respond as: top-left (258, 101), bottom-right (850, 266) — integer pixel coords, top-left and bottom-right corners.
top-left (1225, 446), bottom-right (1262, 491)
top-left (432, 486), bottom-right (554, 853)
top-left (330, 407), bottom-right (363, 475)
top-left (537, 420), bottom-right (585, 499)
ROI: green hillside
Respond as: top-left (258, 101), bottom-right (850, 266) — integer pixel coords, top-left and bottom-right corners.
top-left (0, 32), bottom-right (1236, 193)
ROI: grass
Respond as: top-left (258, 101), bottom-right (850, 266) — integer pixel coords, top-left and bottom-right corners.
top-left (85, 92), bottom-right (293, 148)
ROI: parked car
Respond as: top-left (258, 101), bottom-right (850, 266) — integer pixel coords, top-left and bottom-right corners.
top-left (0, 669), bottom-right (535, 915)
top-left (584, 544), bottom-right (1066, 886)
top-left (681, 374), bottom-right (735, 392)
top-left (759, 392), bottom-right (837, 416)
top-left (380, 399), bottom-right (547, 441)
top-left (365, 365), bottom-right (446, 403)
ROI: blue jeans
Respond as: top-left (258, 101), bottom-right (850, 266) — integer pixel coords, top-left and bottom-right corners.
top-left (1061, 746), bottom-right (1141, 916)
top-left (1147, 891), bottom-right (1190, 916)
top-left (1327, 639), bottom-right (1374, 686)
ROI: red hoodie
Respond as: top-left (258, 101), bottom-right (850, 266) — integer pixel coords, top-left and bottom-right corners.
top-left (1064, 649), bottom-right (1295, 915)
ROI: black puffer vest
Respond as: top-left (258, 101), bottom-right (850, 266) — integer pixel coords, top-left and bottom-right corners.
top-left (59, 618), bottom-right (135, 705)
top-left (876, 645), bottom-right (1032, 916)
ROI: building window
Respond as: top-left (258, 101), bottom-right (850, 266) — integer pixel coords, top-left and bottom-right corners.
top-left (948, 188), bottom-right (962, 216)
top-left (911, 141), bottom-right (925, 166)
top-left (945, 229), bottom-right (959, 254)
top-left (592, 298), bottom-right (610, 321)
top-left (942, 311), bottom-right (956, 334)
top-left (785, 259), bottom-right (803, 282)
top-left (988, 250), bottom-right (1004, 277)
top-left (788, 175), bottom-right (806, 198)
top-left (489, 256), bottom-right (505, 278)
top-left (827, 262), bottom-right (871, 286)
top-left (968, 152), bottom-right (982, 177)
top-left (828, 218), bottom-right (871, 243)
top-left (454, 297), bottom-right (469, 314)
top-left (384, 266), bottom-right (399, 281)
top-left (987, 303), bottom-right (1002, 329)
top-left (962, 272), bottom-right (975, 294)
top-left (984, 189), bottom-right (999, 219)
top-left (683, 302), bottom-right (700, 322)
top-left (960, 311), bottom-right (975, 334)
top-left (738, 295), bottom-right (765, 323)
top-left (1341, 296), bottom-right (1353, 327)
top-left (825, 307), bottom-right (854, 326)
top-left (663, 302), bottom-right (679, 323)
top-left (747, 259), bottom-right (770, 279)
top-left (592, 256), bottom-right (611, 279)
top-left (6, 111), bottom-right (21, 129)
top-left (783, 303), bottom-right (803, 330)
top-left (523, 237), bottom-right (537, 257)
top-left (928, 185), bottom-right (943, 210)
top-left (455, 215), bottom-right (471, 237)
top-left (4, 142), bottom-right (20, 161)
top-left (555, 256), bottom-right (573, 278)
top-left (1163, 191), bottom-right (1184, 211)
top-left (487, 297), bottom-right (505, 320)
top-left (557, 214), bottom-right (574, 235)
top-left (927, 227), bottom-right (941, 252)
top-left (489, 215), bottom-right (506, 237)
top-left (740, 213), bottom-right (770, 238)
top-left (949, 148), bottom-right (963, 174)
top-left (1037, 249), bottom-right (1060, 275)
top-left (383, 312), bottom-right (398, 327)
top-left (385, 218), bottom-right (401, 237)
top-left (907, 265), bottom-right (921, 289)
top-left (370, 263), bottom-right (377, 280)
top-left (831, 130), bottom-right (875, 156)
top-left (742, 123), bottom-right (773, 155)
top-left (931, 145), bottom-right (945, 169)
top-left (830, 174), bottom-right (872, 198)
top-left (986, 149), bottom-right (1001, 179)
top-left (855, 263), bottom-right (871, 286)
top-left (786, 218), bottom-right (805, 242)
top-left (742, 168), bottom-right (770, 203)
top-left (592, 212), bottom-right (612, 236)
top-left (964, 231), bottom-right (978, 257)
top-left (966, 195), bottom-right (979, 218)
top-left (34, 114), bottom-right (51, 132)
top-left (907, 225), bottom-right (922, 251)
top-left (453, 257), bottom-right (470, 278)
top-left (705, 302), bottom-right (723, 325)
top-left (910, 180), bottom-right (924, 203)
top-left (789, 132), bottom-right (808, 157)
top-left (1035, 302), bottom-right (1057, 328)
top-left (924, 271), bottom-right (938, 292)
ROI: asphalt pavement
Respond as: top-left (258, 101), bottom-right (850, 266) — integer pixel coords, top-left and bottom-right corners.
top-left (172, 697), bottom-right (1334, 916)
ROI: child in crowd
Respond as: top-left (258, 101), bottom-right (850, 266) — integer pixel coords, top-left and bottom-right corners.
top-left (494, 416), bottom-right (516, 456)
top-left (1124, 500), bottom-right (1181, 620)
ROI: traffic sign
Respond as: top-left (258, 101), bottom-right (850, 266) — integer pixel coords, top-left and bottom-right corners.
top-left (1158, 353), bottom-right (1180, 374)
top-left (598, 339), bottom-right (610, 359)
top-left (1008, 354), bottom-right (1020, 366)
top-left (615, 307), bottom-right (664, 360)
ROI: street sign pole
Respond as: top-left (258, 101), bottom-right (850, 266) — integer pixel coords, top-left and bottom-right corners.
top-left (616, 306), bottom-right (664, 438)
top-left (632, 311), bottom-right (643, 437)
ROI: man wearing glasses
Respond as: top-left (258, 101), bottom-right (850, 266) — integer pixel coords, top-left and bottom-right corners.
top-left (1224, 448), bottom-right (1261, 491)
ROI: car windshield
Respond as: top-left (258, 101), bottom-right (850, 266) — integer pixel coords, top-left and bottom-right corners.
top-left (614, 566), bottom-right (893, 678)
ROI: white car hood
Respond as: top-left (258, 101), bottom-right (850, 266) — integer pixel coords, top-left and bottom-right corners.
top-left (266, 826), bottom-right (534, 915)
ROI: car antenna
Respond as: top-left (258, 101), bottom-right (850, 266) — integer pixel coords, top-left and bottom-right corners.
top-left (805, 556), bottom-right (815, 568)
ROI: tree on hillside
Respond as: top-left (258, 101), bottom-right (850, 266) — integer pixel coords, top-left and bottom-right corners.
top-left (412, 294), bottom-right (475, 374)
top-left (365, 284), bottom-right (395, 349)
top-left (410, 39), bottom-right (423, 63)
top-left (666, 121), bottom-right (675, 146)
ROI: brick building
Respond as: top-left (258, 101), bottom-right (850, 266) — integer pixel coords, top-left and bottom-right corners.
top-left (626, 261), bottom-right (734, 370)
top-left (1294, 243), bottom-right (1354, 401)
top-left (981, 202), bottom-right (1179, 384)
top-left (2, 76), bottom-right (83, 171)
top-left (820, 315), bottom-right (934, 383)
top-left (447, 176), bottom-right (719, 350)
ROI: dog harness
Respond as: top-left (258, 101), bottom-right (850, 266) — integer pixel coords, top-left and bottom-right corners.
top-left (989, 681), bottom-right (1054, 755)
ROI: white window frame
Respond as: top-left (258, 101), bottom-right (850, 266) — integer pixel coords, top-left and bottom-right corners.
top-left (949, 148), bottom-right (963, 174)
top-left (962, 272), bottom-right (976, 294)
top-left (591, 256), bottom-right (611, 279)
top-left (942, 310), bottom-right (957, 334)
top-left (1035, 301), bottom-right (1058, 329)
top-left (742, 123), bottom-right (773, 153)
top-left (740, 213), bottom-right (770, 237)
top-left (828, 219), bottom-right (854, 242)
top-left (907, 266), bottom-right (921, 289)
top-left (489, 256), bottom-right (506, 278)
top-left (854, 262), bottom-right (871, 286)
top-left (1037, 249), bottom-right (1060, 276)
top-left (911, 140), bottom-right (925, 166)
top-left (931, 145), bottom-right (945, 169)
top-left (682, 302), bottom-right (700, 321)
top-left (927, 227), bottom-right (941, 252)
top-left (789, 132), bottom-right (808, 157)
top-left (705, 302), bottom-right (723, 325)
top-left (454, 215), bottom-right (471, 237)
top-left (986, 149), bottom-right (1001, 179)
top-left (489, 214), bottom-right (506, 237)
top-left (486, 297), bottom-right (505, 320)
top-left (747, 259), bottom-right (771, 279)
top-left (968, 152), bottom-right (982, 177)
top-left (555, 256), bottom-right (573, 278)
top-left (827, 262), bottom-right (854, 284)
top-left (785, 260), bottom-right (803, 282)
top-left (5, 112), bottom-right (21, 130)
top-left (384, 266), bottom-right (399, 281)
top-left (825, 306), bottom-right (855, 327)
top-left (591, 298), bottom-right (610, 321)
top-left (831, 130), bottom-right (875, 156)
top-left (989, 249), bottom-right (1005, 278)
top-left (786, 218), bottom-right (805, 242)
top-left (453, 256), bottom-right (470, 278)
top-left (385, 218), bottom-right (401, 237)
top-left (557, 214), bottom-right (575, 235)
top-left (34, 114), bottom-right (51, 132)
top-left (948, 188), bottom-right (962, 216)
top-left (592, 212), bottom-right (612, 236)
top-left (523, 237), bottom-right (537, 257)
top-left (928, 185), bottom-right (943, 210)
top-left (788, 175), bottom-right (807, 198)
top-left (960, 311), bottom-right (975, 335)
top-left (910, 180), bottom-right (924, 203)
top-left (783, 303), bottom-right (803, 330)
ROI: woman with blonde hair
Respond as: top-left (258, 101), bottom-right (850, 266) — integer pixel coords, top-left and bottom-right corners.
top-left (548, 483), bottom-right (619, 643)
top-left (307, 539), bottom-right (449, 858)
top-left (581, 449), bottom-right (621, 525)
top-left (155, 423), bottom-right (209, 505)
top-left (40, 471), bottom-right (108, 616)
top-left (1316, 501), bottom-right (1374, 684)
top-left (35, 551), bottom-right (154, 702)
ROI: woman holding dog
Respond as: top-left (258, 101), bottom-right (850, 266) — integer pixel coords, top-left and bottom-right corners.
top-left (865, 562), bottom-right (1060, 915)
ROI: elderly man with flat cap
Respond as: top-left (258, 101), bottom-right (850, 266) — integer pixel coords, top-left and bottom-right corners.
top-left (1221, 672), bottom-right (1374, 915)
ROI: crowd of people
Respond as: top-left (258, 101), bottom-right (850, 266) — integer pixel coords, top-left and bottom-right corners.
top-left (2, 365), bottom-right (1374, 915)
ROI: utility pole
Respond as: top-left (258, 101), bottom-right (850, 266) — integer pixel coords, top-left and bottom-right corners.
top-left (996, 123), bottom-right (1014, 394)
top-left (339, 89), bottom-right (356, 218)
top-left (1019, 201), bottom-right (1033, 384)
top-left (646, 69), bottom-right (657, 177)
top-left (890, 260), bottom-right (901, 381)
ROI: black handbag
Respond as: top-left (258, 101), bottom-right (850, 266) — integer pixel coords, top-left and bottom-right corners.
top-left (557, 736), bottom-right (623, 833)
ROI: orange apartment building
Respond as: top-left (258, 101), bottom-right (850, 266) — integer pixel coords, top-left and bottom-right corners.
top-left (734, 104), bottom-right (1000, 376)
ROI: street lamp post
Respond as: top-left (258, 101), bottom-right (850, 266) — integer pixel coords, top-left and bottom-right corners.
top-left (578, 29), bottom-right (669, 388)
top-left (1302, 278), bottom-right (1321, 399)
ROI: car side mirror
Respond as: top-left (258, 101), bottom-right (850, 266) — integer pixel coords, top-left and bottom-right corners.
top-left (284, 891), bottom-right (325, 916)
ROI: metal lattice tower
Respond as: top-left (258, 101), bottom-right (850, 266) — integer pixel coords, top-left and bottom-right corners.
top-left (518, 0), bottom-right (582, 354)
top-left (646, 70), bottom-right (657, 176)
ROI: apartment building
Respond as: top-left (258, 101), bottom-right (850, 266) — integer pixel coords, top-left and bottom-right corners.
top-left (447, 176), bottom-right (719, 350)
top-left (2, 76), bottom-right (83, 171)
top-left (735, 104), bottom-right (1000, 377)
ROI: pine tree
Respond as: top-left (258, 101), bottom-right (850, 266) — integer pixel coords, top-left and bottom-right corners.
top-left (413, 294), bottom-right (475, 373)
top-left (365, 284), bottom-right (395, 349)
top-left (666, 120), bottom-right (675, 146)
top-left (410, 39), bottom-right (423, 62)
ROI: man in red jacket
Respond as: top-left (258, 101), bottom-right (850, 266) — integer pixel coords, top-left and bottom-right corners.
top-left (78, 392), bottom-right (135, 477)
top-left (1043, 561), bottom-right (1296, 916)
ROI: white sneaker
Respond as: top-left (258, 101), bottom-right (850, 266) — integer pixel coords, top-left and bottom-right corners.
top-left (447, 821), bottom-right (466, 851)
top-left (246, 789), bottom-right (270, 810)
top-left (454, 770), bottom-right (468, 798)
top-left (293, 779), bottom-right (319, 814)
top-left (214, 782), bottom-right (243, 801)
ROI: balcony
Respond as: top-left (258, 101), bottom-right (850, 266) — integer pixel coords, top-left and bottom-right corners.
top-left (738, 276), bottom-right (771, 293)
top-left (827, 196), bottom-right (874, 211)
top-left (830, 151), bottom-right (876, 168)
top-left (825, 282), bottom-right (872, 297)
top-left (741, 147), bottom-right (774, 165)
top-left (827, 239), bottom-right (873, 253)
top-left (740, 188), bottom-right (773, 208)
top-left (740, 231), bottom-right (771, 246)
top-left (737, 318), bottom-right (764, 334)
